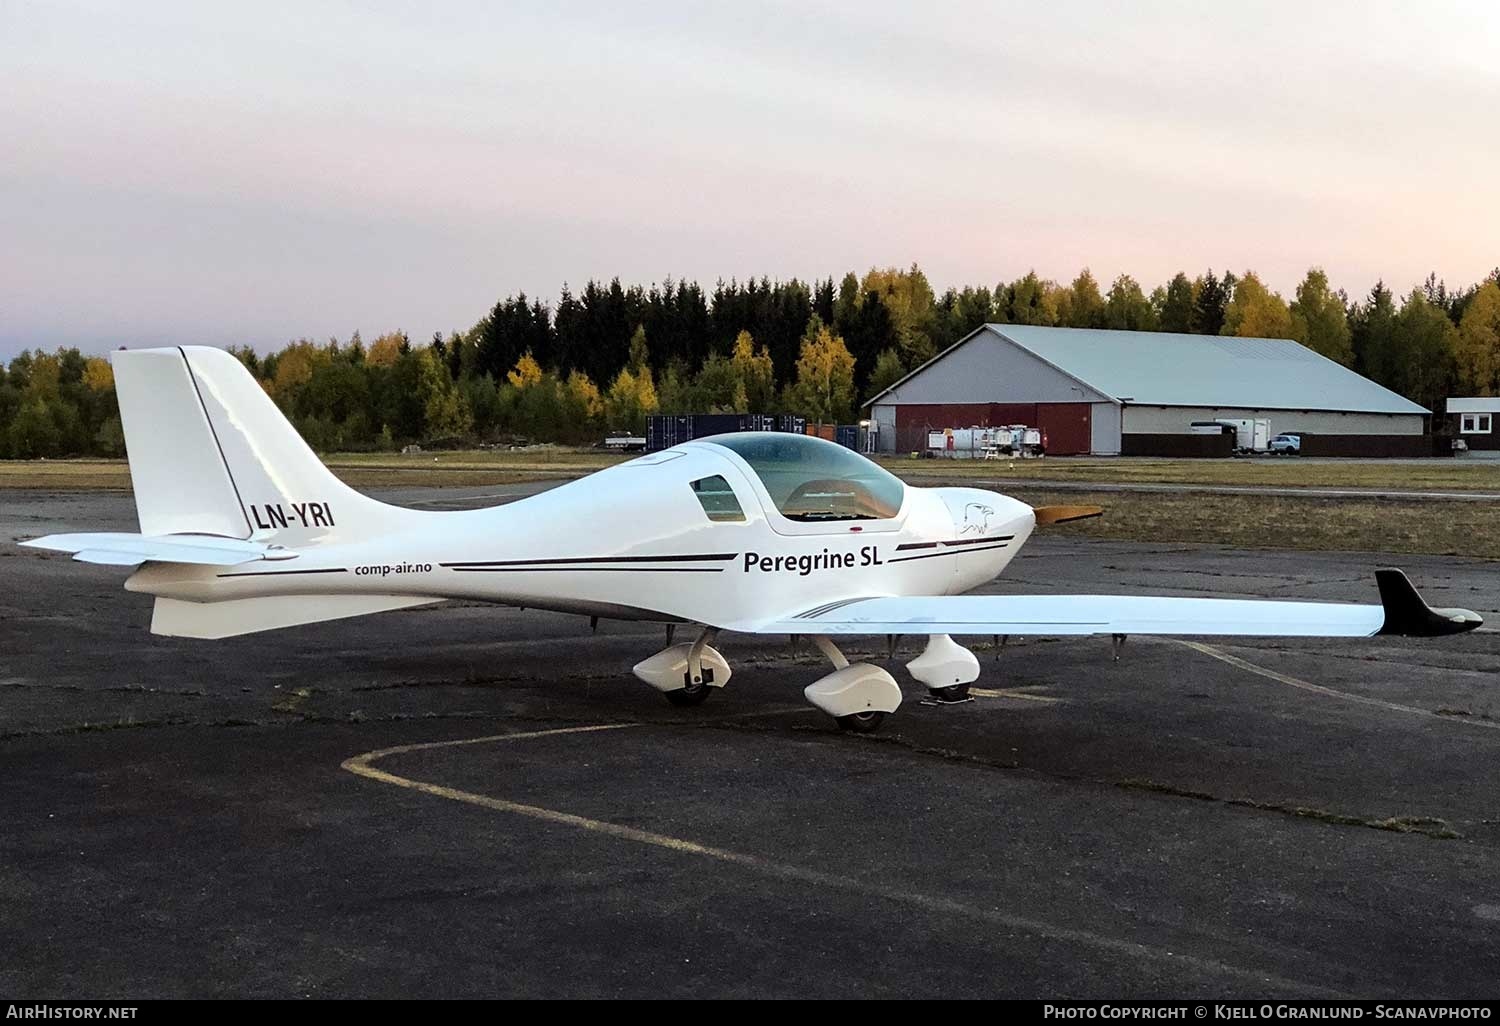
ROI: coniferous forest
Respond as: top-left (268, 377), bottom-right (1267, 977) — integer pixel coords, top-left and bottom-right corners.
top-left (3, 264), bottom-right (1499, 457)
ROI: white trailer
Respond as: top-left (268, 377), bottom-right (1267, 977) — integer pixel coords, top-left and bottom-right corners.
top-left (1212, 418), bottom-right (1270, 453)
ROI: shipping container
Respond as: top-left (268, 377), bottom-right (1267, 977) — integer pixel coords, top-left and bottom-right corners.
top-left (645, 416), bottom-right (666, 452)
top-left (645, 415), bottom-right (692, 452)
top-left (690, 413), bottom-right (747, 437)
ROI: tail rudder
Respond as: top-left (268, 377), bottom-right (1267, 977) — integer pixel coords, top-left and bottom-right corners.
top-left (112, 347), bottom-right (247, 538)
top-left (114, 346), bottom-right (415, 544)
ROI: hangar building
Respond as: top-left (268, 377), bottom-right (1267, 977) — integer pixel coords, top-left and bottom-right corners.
top-left (865, 324), bottom-right (1429, 455)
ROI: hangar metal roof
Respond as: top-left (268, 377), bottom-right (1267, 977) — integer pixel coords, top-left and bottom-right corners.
top-left (869, 325), bottom-right (1429, 415)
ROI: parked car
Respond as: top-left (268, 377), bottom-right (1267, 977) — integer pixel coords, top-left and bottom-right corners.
top-left (1269, 432), bottom-right (1302, 455)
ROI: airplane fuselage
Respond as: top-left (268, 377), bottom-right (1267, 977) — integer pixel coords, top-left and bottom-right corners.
top-left (126, 442), bottom-right (1035, 627)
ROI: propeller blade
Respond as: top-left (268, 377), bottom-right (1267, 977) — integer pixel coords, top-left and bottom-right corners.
top-left (1033, 504), bottom-right (1104, 526)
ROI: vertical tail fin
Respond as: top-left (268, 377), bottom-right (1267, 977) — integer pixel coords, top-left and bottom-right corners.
top-left (113, 346), bottom-right (415, 544)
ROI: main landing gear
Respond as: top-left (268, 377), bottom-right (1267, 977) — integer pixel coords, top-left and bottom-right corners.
top-left (906, 634), bottom-right (981, 704)
top-left (632, 629), bottom-right (991, 734)
top-left (803, 633), bottom-right (982, 729)
top-left (804, 635), bottom-right (904, 732)
top-left (632, 627), bottom-right (1135, 730)
top-left (632, 628), bottom-right (732, 706)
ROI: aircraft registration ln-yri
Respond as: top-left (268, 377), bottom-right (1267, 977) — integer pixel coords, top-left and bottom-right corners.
top-left (22, 347), bottom-right (1483, 732)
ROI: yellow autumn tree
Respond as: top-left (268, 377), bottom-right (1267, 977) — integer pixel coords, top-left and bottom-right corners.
top-left (627, 324), bottom-right (650, 373)
top-left (82, 357), bottom-right (114, 392)
top-left (1289, 268), bottom-right (1353, 365)
top-left (1001, 271), bottom-right (1063, 326)
top-left (564, 370), bottom-right (603, 420)
top-left (366, 332), bottom-right (406, 367)
top-left (1456, 282), bottom-right (1500, 395)
top-left (606, 364), bottom-right (658, 432)
top-left (24, 350), bottom-right (62, 400)
top-left (1063, 269), bottom-right (1106, 328)
top-left (267, 341), bottom-right (328, 403)
top-left (604, 325), bottom-right (658, 430)
top-left (1038, 280), bottom-right (1072, 327)
top-left (635, 368), bottom-right (658, 414)
top-left (730, 330), bottom-right (776, 411)
top-left (1221, 271), bottom-right (1293, 339)
top-left (416, 346), bottom-right (473, 437)
top-left (786, 318), bottom-right (856, 424)
top-left (862, 264), bottom-right (938, 366)
top-left (507, 352), bottom-right (543, 389)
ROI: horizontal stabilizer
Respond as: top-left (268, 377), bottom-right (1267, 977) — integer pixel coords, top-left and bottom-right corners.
top-left (151, 594), bottom-right (442, 639)
top-left (22, 533), bottom-right (296, 567)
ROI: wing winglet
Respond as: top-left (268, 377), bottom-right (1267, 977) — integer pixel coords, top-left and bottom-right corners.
top-left (1374, 568), bottom-right (1482, 637)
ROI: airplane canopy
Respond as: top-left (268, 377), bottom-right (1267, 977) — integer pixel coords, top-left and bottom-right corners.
top-left (705, 432), bottom-right (904, 522)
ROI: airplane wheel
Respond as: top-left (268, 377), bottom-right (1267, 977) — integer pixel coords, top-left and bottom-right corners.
top-left (665, 684), bottom-right (712, 707)
top-left (836, 711), bottom-right (886, 733)
top-left (928, 681), bottom-right (971, 703)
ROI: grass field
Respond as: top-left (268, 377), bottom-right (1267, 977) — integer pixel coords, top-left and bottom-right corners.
top-left (5, 449), bottom-right (1500, 492)
top-left (3, 450), bottom-right (1497, 558)
top-left (1006, 488), bottom-right (1500, 559)
top-left (894, 454), bottom-right (1500, 491)
top-left (0, 449), bottom-right (626, 490)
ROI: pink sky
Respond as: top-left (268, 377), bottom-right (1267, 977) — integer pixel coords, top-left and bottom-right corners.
top-left (3, 0), bottom-right (1497, 357)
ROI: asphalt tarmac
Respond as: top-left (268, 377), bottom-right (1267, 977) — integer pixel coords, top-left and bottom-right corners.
top-left (3, 486), bottom-right (1499, 998)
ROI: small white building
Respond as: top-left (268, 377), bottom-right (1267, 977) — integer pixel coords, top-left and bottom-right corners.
top-left (1447, 397), bottom-right (1500, 453)
top-left (866, 325), bottom-right (1429, 455)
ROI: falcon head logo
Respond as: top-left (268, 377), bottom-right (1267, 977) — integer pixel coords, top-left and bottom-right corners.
top-left (960, 502), bottom-right (996, 535)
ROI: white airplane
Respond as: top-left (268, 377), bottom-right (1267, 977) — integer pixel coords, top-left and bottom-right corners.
top-left (23, 347), bottom-right (1482, 732)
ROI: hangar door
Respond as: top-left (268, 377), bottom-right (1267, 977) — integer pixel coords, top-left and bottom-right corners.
top-left (1037, 403), bottom-right (1091, 455)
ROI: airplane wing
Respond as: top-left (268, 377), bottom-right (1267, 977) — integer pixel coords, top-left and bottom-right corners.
top-left (20, 532), bottom-right (295, 567)
top-left (729, 569), bottom-right (1480, 639)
